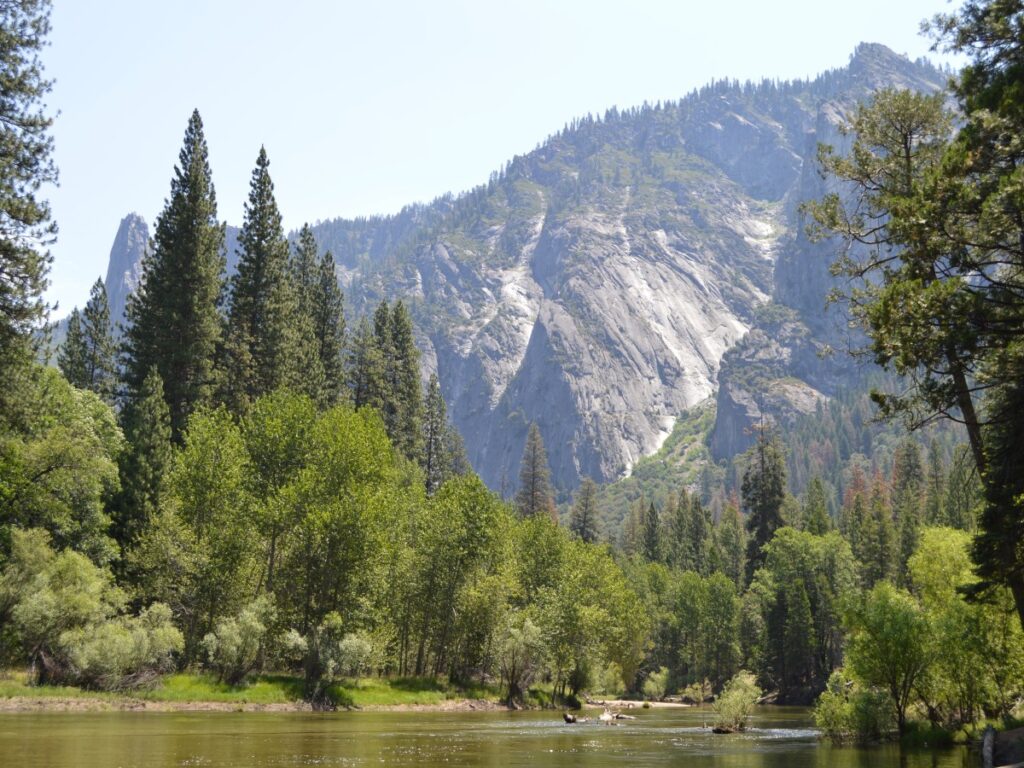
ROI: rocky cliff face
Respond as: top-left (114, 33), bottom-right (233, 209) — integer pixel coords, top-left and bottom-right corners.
top-left (95, 43), bottom-right (947, 492)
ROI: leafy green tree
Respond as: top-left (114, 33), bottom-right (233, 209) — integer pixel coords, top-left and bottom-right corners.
top-left (111, 367), bottom-right (172, 552)
top-left (910, 527), bottom-right (1024, 725)
top-left (712, 670), bottom-right (762, 731)
top-left (0, 367), bottom-right (121, 565)
top-left (742, 426), bottom-right (787, 584)
top-left (0, 0), bottom-right (57, 410)
top-left (134, 407), bottom-right (257, 663)
top-left (569, 477), bottom-right (600, 543)
top-left (241, 390), bottom-right (317, 594)
top-left (497, 613), bottom-right (545, 706)
top-left (201, 595), bottom-right (275, 685)
top-left (844, 582), bottom-right (932, 734)
top-left (515, 423), bottom-right (556, 520)
top-left (122, 110), bottom-right (224, 439)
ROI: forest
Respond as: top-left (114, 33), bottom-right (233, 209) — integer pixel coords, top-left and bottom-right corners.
top-left (1, 0), bottom-right (1024, 744)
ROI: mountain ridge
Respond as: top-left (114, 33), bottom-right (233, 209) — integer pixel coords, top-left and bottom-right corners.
top-left (91, 42), bottom-right (947, 493)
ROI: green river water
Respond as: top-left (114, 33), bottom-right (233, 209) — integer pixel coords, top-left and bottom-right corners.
top-left (0, 707), bottom-right (971, 767)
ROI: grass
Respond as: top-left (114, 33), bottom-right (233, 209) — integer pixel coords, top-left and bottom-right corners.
top-left (0, 669), bottom-right (501, 709)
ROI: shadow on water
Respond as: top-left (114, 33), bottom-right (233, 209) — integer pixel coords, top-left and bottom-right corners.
top-left (0, 706), bottom-right (971, 768)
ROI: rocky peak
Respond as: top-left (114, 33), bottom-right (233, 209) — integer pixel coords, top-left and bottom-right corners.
top-left (103, 213), bottom-right (149, 333)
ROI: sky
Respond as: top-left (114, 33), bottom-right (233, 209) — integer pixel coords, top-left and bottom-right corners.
top-left (44, 0), bottom-right (963, 315)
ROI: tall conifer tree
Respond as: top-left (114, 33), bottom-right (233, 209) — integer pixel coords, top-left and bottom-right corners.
top-left (742, 425), bottom-right (787, 584)
top-left (57, 309), bottom-right (88, 387)
top-left (515, 422), bottom-right (556, 521)
top-left (223, 146), bottom-right (298, 410)
top-left (569, 477), bottom-right (601, 543)
top-left (122, 109), bottom-right (224, 439)
top-left (388, 301), bottom-right (422, 461)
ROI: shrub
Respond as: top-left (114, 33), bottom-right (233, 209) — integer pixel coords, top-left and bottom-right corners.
top-left (712, 670), bottom-right (762, 731)
top-left (201, 596), bottom-right (275, 685)
top-left (643, 666), bottom-right (670, 701)
top-left (595, 661), bottom-right (624, 697)
top-left (814, 670), bottom-right (895, 743)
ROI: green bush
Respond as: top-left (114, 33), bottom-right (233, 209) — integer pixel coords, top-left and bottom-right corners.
top-left (5, 529), bottom-right (181, 689)
top-left (814, 670), bottom-right (895, 743)
top-left (643, 666), bottom-right (670, 701)
top-left (594, 661), bottom-right (624, 697)
top-left (201, 596), bottom-right (275, 685)
top-left (712, 670), bottom-right (761, 731)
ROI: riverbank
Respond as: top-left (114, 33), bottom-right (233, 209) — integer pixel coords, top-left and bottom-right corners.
top-left (0, 671), bottom-right (508, 713)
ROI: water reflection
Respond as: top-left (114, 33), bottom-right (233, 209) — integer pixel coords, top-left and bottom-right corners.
top-left (0, 707), bottom-right (970, 768)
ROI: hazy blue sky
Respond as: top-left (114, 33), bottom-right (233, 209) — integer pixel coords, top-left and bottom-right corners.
top-left (45, 0), bottom-right (962, 314)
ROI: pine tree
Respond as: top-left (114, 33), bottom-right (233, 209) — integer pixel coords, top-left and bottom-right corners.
top-left (860, 476), bottom-right (896, 587)
top-left (347, 316), bottom-right (386, 410)
top-left (689, 496), bottom-right (712, 574)
top-left (569, 477), bottom-right (600, 543)
top-left (223, 146), bottom-right (297, 410)
top-left (713, 501), bottom-right (746, 588)
top-left (802, 476), bottom-right (832, 535)
top-left (80, 278), bottom-right (117, 401)
top-left (892, 441), bottom-right (923, 586)
top-left (421, 374), bottom-right (450, 494)
top-left (924, 439), bottom-right (945, 525)
top-left (742, 426), bottom-right (787, 584)
top-left (112, 367), bottom-right (172, 552)
top-left (57, 309), bottom-right (88, 387)
top-left (0, 0), bottom-right (57, 404)
top-left (122, 110), bottom-right (224, 439)
top-left (389, 300), bottom-right (422, 461)
top-left (515, 422), bottom-right (556, 521)
top-left (291, 224), bottom-right (344, 406)
top-left (668, 490), bottom-right (692, 569)
top-left (643, 501), bottom-right (661, 562)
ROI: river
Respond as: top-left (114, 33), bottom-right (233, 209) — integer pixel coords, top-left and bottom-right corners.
top-left (0, 706), bottom-right (971, 767)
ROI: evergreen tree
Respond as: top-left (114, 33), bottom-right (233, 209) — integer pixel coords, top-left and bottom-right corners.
top-left (860, 476), bottom-right (896, 588)
top-left (421, 374), bottom-right (454, 494)
top-left (388, 301), bottom-right (422, 461)
top-left (643, 501), bottom-right (661, 562)
top-left (0, 0), bottom-right (57, 407)
top-left (742, 426), bottom-right (787, 584)
top-left (347, 316), bottom-right (386, 411)
top-left (668, 490), bottom-right (692, 570)
top-left (515, 423), bottom-right (556, 521)
top-left (689, 496), bottom-right (712, 575)
top-left (223, 146), bottom-right (297, 410)
top-left (892, 441), bottom-right (923, 585)
top-left (291, 224), bottom-right (344, 406)
top-left (802, 476), bottom-right (832, 535)
top-left (81, 279), bottom-right (116, 401)
top-left (713, 501), bottom-right (746, 589)
top-left (112, 368), bottom-right (172, 552)
top-left (57, 309), bottom-right (88, 387)
top-left (569, 477), bottom-right (600, 543)
top-left (924, 439), bottom-right (945, 525)
top-left (122, 110), bottom-right (224, 439)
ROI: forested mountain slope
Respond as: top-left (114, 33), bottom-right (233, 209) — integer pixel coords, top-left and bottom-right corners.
top-left (96, 43), bottom-right (946, 492)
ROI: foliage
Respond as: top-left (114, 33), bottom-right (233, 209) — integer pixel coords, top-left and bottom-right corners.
top-left (515, 423), bottom-right (556, 520)
top-left (497, 613), bottom-right (545, 705)
top-left (202, 596), bottom-right (276, 685)
top-left (4, 529), bottom-right (180, 689)
top-left (712, 670), bottom-right (761, 731)
top-left (0, 0), bottom-right (57, 402)
top-left (122, 110), bottom-right (224, 439)
top-left (643, 666), bottom-right (670, 701)
top-left (814, 670), bottom-right (895, 743)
